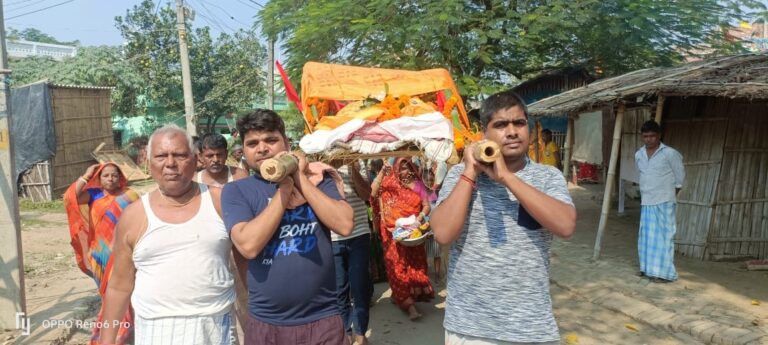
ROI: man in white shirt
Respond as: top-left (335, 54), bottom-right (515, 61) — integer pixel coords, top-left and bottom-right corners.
top-left (635, 120), bottom-right (685, 283)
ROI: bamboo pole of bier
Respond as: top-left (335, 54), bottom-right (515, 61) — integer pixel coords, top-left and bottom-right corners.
top-left (261, 137), bottom-right (495, 182)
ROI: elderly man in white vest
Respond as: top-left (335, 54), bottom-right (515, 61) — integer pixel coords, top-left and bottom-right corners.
top-left (99, 124), bottom-right (235, 345)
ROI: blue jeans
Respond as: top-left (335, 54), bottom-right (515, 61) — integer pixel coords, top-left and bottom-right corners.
top-left (333, 234), bottom-right (371, 337)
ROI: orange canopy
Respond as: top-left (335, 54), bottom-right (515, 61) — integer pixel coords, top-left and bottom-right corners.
top-left (300, 62), bottom-right (470, 131)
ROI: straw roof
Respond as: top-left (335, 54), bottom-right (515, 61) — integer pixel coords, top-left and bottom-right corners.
top-left (528, 53), bottom-right (768, 116)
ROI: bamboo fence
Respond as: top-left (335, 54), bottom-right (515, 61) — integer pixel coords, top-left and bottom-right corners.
top-left (19, 84), bottom-right (114, 200)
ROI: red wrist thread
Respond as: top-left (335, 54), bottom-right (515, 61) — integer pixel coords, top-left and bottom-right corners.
top-left (460, 174), bottom-right (476, 189)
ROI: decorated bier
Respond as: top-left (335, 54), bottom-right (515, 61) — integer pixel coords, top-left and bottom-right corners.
top-left (290, 62), bottom-right (482, 164)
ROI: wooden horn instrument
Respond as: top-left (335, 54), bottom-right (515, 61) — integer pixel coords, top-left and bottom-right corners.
top-left (473, 140), bottom-right (501, 164)
top-left (259, 154), bottom-right (299, 182)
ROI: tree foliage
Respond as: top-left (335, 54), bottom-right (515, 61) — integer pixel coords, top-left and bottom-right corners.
top-left (115, 1), bottom-right (183, 113)
top-left (9, 46), bottom-right (144, 114)
top-left (8, 56), bottom-right (58, 86)
top-left (276, 107), bottom-right (307, 140)
top-left (116, 0), bottom-right (267, 130)
top-left (8, 0), bottom-right (266, 132)
top-left (7, 27), bottom-right (80, 46)
top-left (260, 0), bottom-right (766, 97)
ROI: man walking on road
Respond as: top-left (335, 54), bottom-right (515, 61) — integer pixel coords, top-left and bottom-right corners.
top-left (99, 125), bottom-right (235, 345)
top-left (331, 161), bottom-right (373, 345)
top-left (221, 109), bottom-right (354, 344)
top-left (431, 91), bottom-right (577, 344)
top-left (635, 120), bottom-right (685, 283)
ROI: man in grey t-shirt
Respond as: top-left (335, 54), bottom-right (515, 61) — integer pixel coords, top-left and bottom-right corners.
top-left (431, 91), bottom-right (577, 344)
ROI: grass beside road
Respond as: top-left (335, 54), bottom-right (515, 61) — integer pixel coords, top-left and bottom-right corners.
top-left (20, 198), bottom-right (64, 212)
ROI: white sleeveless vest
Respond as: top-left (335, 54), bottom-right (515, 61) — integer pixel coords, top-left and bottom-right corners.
top-left (196, 166), bottom-right (234, 187)
top-left (131, 184), bottom-right (235, 318)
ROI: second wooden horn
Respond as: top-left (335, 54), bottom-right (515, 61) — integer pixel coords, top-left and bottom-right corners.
top-left (473, 140), bottom-right (501, 164)
top-left (259, 154), bottom-right (298, 182)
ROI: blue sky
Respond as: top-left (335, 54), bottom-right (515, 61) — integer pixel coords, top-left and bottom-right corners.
top-left (3, 0), bottom-right (264, 46)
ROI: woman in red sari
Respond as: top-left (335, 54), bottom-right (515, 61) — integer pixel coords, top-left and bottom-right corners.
top-left (371, 158), bottom-right (434, 320)
top-left (64, 163), bottom-right (139, 345)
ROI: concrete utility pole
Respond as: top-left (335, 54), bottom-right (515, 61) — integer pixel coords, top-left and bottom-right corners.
top-left (0, 0), bottom-right (27, 329)
top-left (266, 39), bottom-right (274, 110)
top-left (176, 0), bottom-right (196, 136)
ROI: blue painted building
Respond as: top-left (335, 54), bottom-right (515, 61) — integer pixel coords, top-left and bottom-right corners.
top-left (511, 66), bottom-right (595, 133)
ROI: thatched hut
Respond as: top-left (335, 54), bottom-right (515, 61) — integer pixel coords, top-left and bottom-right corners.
top-left (528, 53), bottom-right (768, 261)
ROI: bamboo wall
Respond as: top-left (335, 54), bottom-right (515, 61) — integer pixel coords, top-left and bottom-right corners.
top-left (619, 106), bottom-right (651, 184)
top-left (50, 86), bottom-right (113, 194)
top-left (664, 97), bottom-right (728, 259)
top-left (709, 100), bottom-right (768, 259)
top-left (663, 97), bottom-right (768, 260)
top-left (19, 161), bottom-right (52, 202)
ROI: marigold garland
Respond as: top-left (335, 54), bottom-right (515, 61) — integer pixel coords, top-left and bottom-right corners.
top-left (375, 94), bottom-right (413, 122)
top-left (442, 96), bottom-right (459, 119)
top-left (304, 92), bottom-right (480, 152)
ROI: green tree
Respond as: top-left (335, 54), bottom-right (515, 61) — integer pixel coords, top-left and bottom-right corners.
top-left (276, 107), bottom-right (307, 140)
top-left (9, 46), bottom-right (143, 114)
top-left (260, 0), bottom-right (766, 97)
top-left (50, 47), bottom-right (145, 115)
top-left (7, 27), bottom-right (80, 46)
top-left (115, 1), bottom-right (184, 114)
top-left (8, 56), bottom-right (58, 86)
top-left (116, 0), bottom-right (266, 131)
top-left (8, 1), bottom-right (266, 125)
top-left (200, 29), bottom-right (267, 130)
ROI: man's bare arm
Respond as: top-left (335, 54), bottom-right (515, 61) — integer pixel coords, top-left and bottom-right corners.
top-left (349, 164), bottom-right (372, 201)
top-left (230, 178), bottom-right (292, 259)
top-left (475, 150), bottom-right (576, 239)
top-left (291, 153), bottom-right (353, 236)
top-left (431, 144), bottom-right (479, 245)
top-left (297, 172), bottom-right (354, 236)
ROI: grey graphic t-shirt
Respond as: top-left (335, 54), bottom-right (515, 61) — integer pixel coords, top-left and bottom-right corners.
top-left (436, 160), bottom-right (573, 343)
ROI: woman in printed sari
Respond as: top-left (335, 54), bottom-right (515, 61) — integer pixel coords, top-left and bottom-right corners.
top-left (64, 163), bottom-right (139, 345)
top-left (371, 158), bottom-right (434, 320)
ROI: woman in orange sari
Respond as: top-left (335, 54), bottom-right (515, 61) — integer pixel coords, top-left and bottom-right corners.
top-left (371, 158), bottom-right (434, 320)
top-left (64, 163), bottom-right (139, 345)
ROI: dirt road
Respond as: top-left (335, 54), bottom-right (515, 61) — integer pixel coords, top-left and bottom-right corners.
top-left (4, 182), bottom-right (765, 344)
